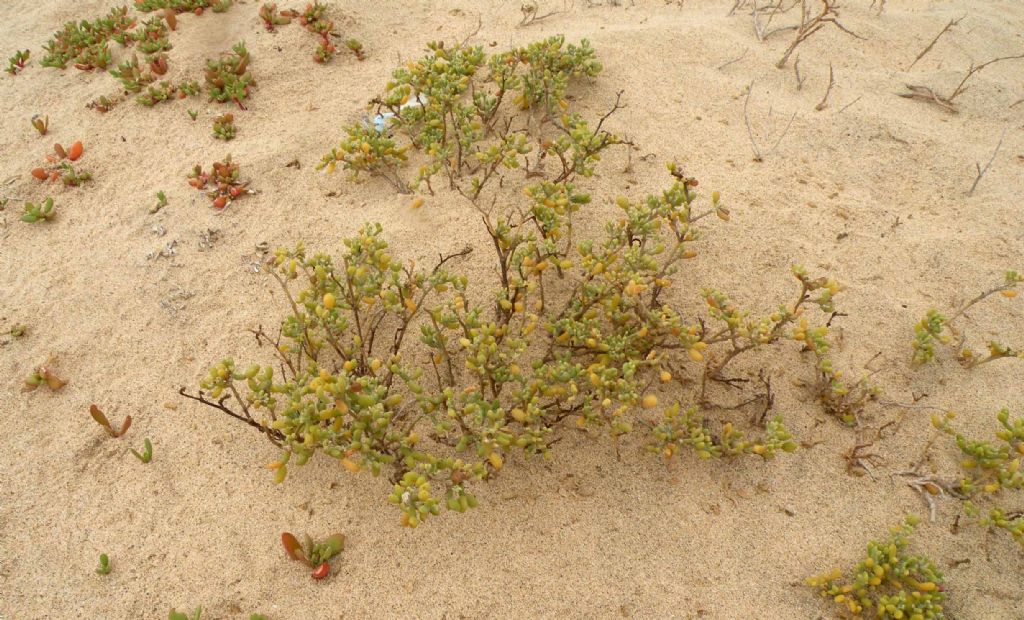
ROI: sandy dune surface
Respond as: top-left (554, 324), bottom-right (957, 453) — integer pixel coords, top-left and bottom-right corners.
top-left (1, 1), bottom-right (1023, 618)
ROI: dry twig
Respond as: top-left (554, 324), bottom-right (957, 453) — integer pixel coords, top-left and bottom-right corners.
top-left (967, 127), bottom-right (1008, 197)
top-left (901, 53), bottom-right (1024, 112)
top-left (777, 0), bottom-right (863, 69)
top-left (717, 48), bottom-right (750, 70)
top-left (906, 15), bottom-right (964, 71)
top-left (752, 0), bottom-right (798, 42)
top-left (814, 62), bottom-right (834, 110)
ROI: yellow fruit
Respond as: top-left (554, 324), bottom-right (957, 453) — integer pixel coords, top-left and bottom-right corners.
top-left (688, 348), bottom-right (704, 362)
top-left (341, 458), bottom-right (361, 473)
top-left (1002, 290), bottom-right (1018, 298)
top-left (323, 293), bottom-right (336, 309)
top-left (410, 197), bottom-right (424, 210)
top-left (641, 394), bottom-right (658, 409)
top-left (659, 370), bottom-right (672, 383)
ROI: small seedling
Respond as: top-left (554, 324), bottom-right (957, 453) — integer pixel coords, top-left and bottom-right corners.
top-left (911, 271), bottom-right (1023, 367)
top-left (188, 109), bottom-right (199, 121)
top-left (21, 198), bottom-right (56, 223)
top-left (7, 49), bottom-right (30, 75)
top-left (137, 80), bottom-right (201, 107)
top-left (8, 324), bottom-right (27, 339)
top-left (31, 115), bottom-right (48, 135)
top-left (58, 162), bottom-right (92, 187)
top-left (205, 41), bottom-right (254, 108)
top-left (280, 532), bottom-right (344, 579)
top-left (87, 95), bottom-right (121, 113)
top-left (168, 608), bottom-right (202, 620)
top-left (151, 190), bottom-right (169, 213)
top-left (131, 438), bottom-right (154, 463)
top-left (89, 404), bottom-right (132, 438)
top-left (22, 357), bottom-right (67, 392)
top-left (212, 113), bottom-right (236, 140)
top-left (807, 515), bottom-right (945, 618)
top-left (259, 3), bottom-right (293, 30)
top-left (96, 553), bottom-right (111, 575)
top-left (345, 39), bottom-right (365, 61)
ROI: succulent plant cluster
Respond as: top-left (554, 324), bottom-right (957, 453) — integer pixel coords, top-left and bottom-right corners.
top-left (204, 42), bottom-right (254, 108)
top-left (932, 409), bottom-right (1024, 548)
top-left (41, 6), bottom-right (135, 70)
top-left (187, 155), bottom-right (251, 208)
top-left (185, 37), bottom-right (877, 527)
top-left (7, 49), bottom-right (30, 75)
top-left (30, 141), bottom-right (91, 186)
top-left (319, 36), bottom-right (613, 195)
top-left (134, 0), bottom-right (231, 14)
top-left (911, 271), bottom-right (1022, 367)
top-left (258, 2), bottom-right (362, 63)
top-left (212, 113), bottom-right (237, 140)
top-left (807, 515), bottom-right (946, 619)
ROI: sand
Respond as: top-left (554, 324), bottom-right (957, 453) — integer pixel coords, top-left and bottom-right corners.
top-left (1, 0), bottom-right (1023, 618)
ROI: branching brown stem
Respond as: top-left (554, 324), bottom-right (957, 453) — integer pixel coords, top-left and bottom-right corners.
top-left (967, 126), bottom-right (1007, 197)
top-left (814, 62), bottom-right (834, 111)
top-left (906, 15), bottom-right (963, 71)
top-left (776, 0), bottom-right (863, 69)
top-left (179, 387), bottom-right (285, 445)
top-left (901, 53), bottom-right (1024, 113)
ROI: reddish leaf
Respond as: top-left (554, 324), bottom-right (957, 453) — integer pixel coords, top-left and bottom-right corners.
top-left (281, 532), bottom-right (307, 564)
top-left (311, 562), bottom-right (330, 580)
top-left (90, 405), bottom-right (112, 434)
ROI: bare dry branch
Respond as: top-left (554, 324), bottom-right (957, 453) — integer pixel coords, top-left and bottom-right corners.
top-left (777, 0), bottom-right (863, 69)
top-left (901, 53), bottom-right (1024, 113)
top-left (897, 84), bottom-right (957, 113)
top-left (717, 48), bottom-right (750, 70)
top-left (793, 56), bottom-right (805, 89)
top-left (837, 95), bottom-right (861, 113)
top-left (752, 0), bottom-right (798, 42)
top-left (967, 127), bottom-right (1008, 197)
top-left (814, 62), bottom-right (834, 110)
top-left (906, 15), bottom-right (964, 71)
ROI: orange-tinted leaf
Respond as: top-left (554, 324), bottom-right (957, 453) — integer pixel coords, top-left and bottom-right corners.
top-left (90, 405), bottom-right (113, 434)
top-left (281, 532), bottom-right (307, 564)
top-left (68, 141), bottom-right (83, 161)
